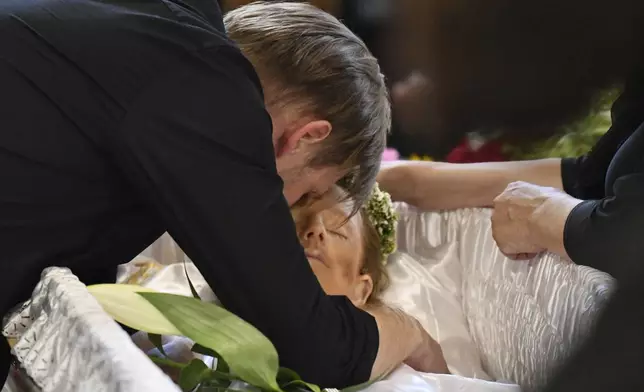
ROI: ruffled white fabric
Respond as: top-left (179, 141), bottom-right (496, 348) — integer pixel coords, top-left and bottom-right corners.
top-left (392, 205), bottom-right (614, 391)
top-left (383, 211), bottom-right (492, 380)
top-left (361, 365), bottom-right (519, 392)
top-left (2, 267), bottom-right (179, 392)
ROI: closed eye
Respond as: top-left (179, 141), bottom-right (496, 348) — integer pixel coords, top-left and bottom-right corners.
top-left (330, 231), bottom-right (348, 240)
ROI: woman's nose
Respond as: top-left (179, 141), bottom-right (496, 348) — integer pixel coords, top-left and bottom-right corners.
top-left (305, 220), bottom-right (325, 243)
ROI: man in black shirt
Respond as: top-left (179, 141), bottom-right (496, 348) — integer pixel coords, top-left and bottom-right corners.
top-left (0, 0), bottom-right (442, 388)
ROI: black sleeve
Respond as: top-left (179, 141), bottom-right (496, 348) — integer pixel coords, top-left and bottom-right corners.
top-left (560, 156), bottom-right (588, 199)
top-left (113, 47), bottom-right (378, 388)
top-left (563, 172), bottom-right (644, 281)
top-left (561, 83), bottom-right (644, 200)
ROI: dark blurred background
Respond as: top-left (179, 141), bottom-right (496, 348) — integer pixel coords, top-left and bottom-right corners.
top-left (219, 0), bottom-right (612, 163)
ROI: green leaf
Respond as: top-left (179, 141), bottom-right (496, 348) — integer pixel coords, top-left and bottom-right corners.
top-left (196, 385), bottom-right (241, 392)
top-left (198, 376), bottom-right (234, 391)
top-left (277, 367), bottom-right (301, 385)
top-left (183, 261), bottom-right (201, 300)
top-left (282, 380), bottom-right (321, 392)
top-left (179, 359), bottom-right (210, 392)
top-left (149, 355), bottom-right (187, 370)
top-left (148, 333), bottom-right (168, 357)
top-left (90, 285), bottom-right (282, 391)
top-left (278, 368), bottom-right (321, 391)
top-left (138, 292), bottom-right (281, 392)
top-left (192, 343), bottom-right (230, 374)
top-left (88, 284), bottom-right (181, 336)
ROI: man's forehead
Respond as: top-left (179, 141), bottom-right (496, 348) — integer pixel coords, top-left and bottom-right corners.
top-left (301, 187), bottom-right (355, 219)
top-left (311, 167), bottom-right (349, 195)
top-left (314, 186), bottom-right (353, 211)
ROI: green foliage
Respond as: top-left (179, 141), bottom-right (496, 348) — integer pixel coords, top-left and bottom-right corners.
top-left (148, 333), bottom-right (168, 357)
top-left (90, 284), bottom-right (347, 392)
top-left (88, 284), bottom-right (181, 336)
top-left (179, 359), bottom-right (211, 391)
top-left (138, 292), bottom-right (281, 391)
top-left (504, 111), bottom-right (611, 160)
top-left (504, 90), bottom-right (617, 160)
top-left (192, 343), bottom-right (230, 374)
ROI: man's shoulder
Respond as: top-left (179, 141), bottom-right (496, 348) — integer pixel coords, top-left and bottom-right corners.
top-left (27, 0), bottom-right (229, 57)
top-left (0, 0), bottom-right (239, 106)
top-left (1, 0), bottom-right (226, 39)
top-left (163, 0), bottom-right (227, 34)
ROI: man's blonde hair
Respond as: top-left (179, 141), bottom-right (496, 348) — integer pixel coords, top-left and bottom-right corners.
top-left (224, 1), bottom-right (391, 208)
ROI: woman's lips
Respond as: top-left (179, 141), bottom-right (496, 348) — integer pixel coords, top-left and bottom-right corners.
top-left (305, 250), bottom-right (327, 267)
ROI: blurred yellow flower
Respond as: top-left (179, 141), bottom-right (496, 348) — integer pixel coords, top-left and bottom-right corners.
top-left (409, 154), bottom-right (433, 161)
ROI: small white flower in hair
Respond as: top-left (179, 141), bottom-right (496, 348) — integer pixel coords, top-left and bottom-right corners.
top-left (364, 183), bottom-right (398, 264)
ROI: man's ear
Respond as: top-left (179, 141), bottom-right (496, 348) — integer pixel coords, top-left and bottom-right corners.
top-left (276, 120), bottom-right (332, 157)
top-left (351, 274), bottom-right (374, 307)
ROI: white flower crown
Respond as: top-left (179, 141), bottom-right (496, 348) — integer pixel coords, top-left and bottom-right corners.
top-left (364, 183), bottom-right (398, 263)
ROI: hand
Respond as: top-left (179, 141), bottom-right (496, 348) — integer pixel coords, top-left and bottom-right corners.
top-left (491, 181), bottom-right (567, 259)
top-left (404, 326), bottom-right (449, 374)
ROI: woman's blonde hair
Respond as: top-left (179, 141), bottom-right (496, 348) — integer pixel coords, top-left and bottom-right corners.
top-left (358, 208), bottom-right (390, 304)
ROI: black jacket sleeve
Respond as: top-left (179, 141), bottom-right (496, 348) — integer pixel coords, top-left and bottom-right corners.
top-left (561, 80), bottom-right (644, 200)
top-left (547, 79), bottom-right (644, 392)
top-left (561, 81), bottom-right (644, 278)
top-left (560, 156), bottom-right (589, 199)
top-left (112, 47), bottom-right (378, 388)
top-left (563, 172), bottom-right (644, 281)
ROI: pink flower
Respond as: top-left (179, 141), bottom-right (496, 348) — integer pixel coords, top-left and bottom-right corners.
top-left (381, 148), bottom-right (400, 161)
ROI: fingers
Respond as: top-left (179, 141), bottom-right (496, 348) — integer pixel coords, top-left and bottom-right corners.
top-left (491, 181), bottom-right (548, 257)
top-left (503, 252), bottom-right (538, 260)
top-left (496, 246), bottom-right (534, 260)
top-left (492, 208), bottom-right (542, 259)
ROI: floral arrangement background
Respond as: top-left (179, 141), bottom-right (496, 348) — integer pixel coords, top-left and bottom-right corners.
top-left (387, 90), bottom-right (617, 163)
top-left (503, 102), bottom-right (613, 160)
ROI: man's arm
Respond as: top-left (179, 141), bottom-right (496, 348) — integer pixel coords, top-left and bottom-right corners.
top-left (493, 170), bottom-right (644, 274)
top-left (377, 158), bottom-right (563, 210)
top-left (366, 305), bottom-right (448, 377)
top-left (560, 173), bottom-right (644, 280)
top-left (113, 48), bottom-right (430, 387)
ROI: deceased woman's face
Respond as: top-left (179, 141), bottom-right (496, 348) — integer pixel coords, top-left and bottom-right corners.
top-left (292, 189), bottom-right (374, 306)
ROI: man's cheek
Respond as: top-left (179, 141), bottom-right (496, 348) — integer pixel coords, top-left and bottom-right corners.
top-left (283, 185), bottom-right (305, 207)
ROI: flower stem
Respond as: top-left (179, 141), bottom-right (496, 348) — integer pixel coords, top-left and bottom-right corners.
top-left (149, 356), bottom-right (238, 384)
top-left (149, 356), bottom-right (187, 369)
